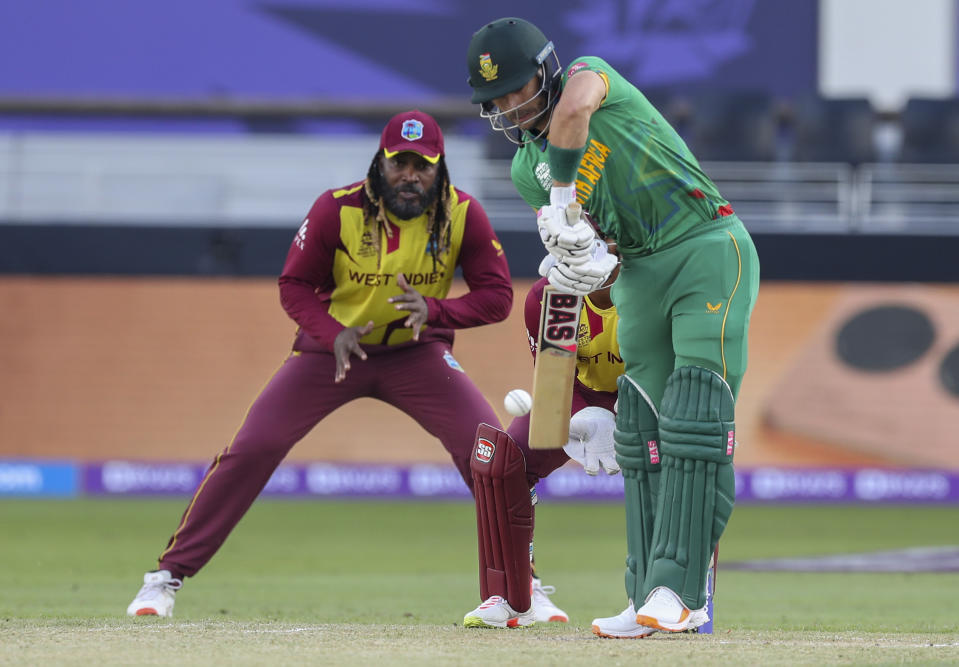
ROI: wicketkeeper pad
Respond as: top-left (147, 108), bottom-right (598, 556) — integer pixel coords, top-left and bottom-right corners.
top-left (470, 423), bottom-right (533, 613)
top-left (613, 374), bottom-right (662, 606)
top-left (644, 366), bottom-right (736, 610)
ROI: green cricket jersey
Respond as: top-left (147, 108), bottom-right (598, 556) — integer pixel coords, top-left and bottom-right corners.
top-left (510, 56), bottom-right (734, 256)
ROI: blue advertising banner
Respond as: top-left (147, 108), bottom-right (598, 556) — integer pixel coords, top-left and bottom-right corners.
top-left (3, 458), bottom-right (956, 502)
top-left (0, 1), bottom-right (817, 100)
top-left (78, 460), bottom-right (959, 503)
top-left (0, 460), bottom-right (79, 496)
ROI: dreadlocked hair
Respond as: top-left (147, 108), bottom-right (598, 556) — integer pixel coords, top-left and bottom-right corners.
top-left (362, 155), bottom-right (453, 272)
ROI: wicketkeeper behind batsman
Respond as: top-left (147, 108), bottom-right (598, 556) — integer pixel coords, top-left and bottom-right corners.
top-left (126, 111), bottom-right (519, 617)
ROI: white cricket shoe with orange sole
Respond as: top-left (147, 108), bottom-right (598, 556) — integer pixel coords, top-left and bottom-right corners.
top-left (126, 570), bottom-right (182, 617)
top-left (635, 586), bottom-right (709, 632)
top-left (591, 602), bottom-right (657, 638)
top-left (531, 577), bottom-right (569, 623)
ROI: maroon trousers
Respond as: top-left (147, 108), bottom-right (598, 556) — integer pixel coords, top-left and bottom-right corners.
top-left (158, 341), bottom-right (500, 578)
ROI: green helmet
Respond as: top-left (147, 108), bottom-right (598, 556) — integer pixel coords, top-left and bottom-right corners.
top-left (467, 17), bottom-right (558, 104)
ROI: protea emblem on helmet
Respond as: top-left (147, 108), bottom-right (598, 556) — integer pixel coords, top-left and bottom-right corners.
top-left (400, 119), bottom-right (424, 141)
top-left (478, 53), bottom-right (498, 81)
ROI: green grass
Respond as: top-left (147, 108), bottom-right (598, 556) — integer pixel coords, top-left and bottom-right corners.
top-left (1, 499), bottom-right (958, 665)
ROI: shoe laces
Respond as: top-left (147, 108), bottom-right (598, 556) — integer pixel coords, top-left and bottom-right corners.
top-left (533, 583), bottom-right (556, 597)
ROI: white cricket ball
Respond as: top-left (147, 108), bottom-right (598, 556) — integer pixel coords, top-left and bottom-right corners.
top-left (504, 389), bottom-right (532, 417)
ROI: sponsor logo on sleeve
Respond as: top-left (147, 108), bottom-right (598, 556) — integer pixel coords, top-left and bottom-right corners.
top-left (294, 218), bottom-right (309, 250)
top-left (535, 162), bottom-right (552, 190)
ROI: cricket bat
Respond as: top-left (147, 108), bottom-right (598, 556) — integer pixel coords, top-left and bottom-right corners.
top-left (528, 203), bottom-right (584, 450)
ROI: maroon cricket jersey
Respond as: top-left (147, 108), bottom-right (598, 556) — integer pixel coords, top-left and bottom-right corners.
top-left (278, 181), bottom-right (512, 352)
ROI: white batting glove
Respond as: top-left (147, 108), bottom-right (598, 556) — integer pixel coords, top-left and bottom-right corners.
top-left (549, 184), bottom-right (577, 207)
top-left (537, 204), bottom-right (596, 259)
top-left (541, 239), bottom-right (618, 296)
top-left (538, 250), bottom-right (606, 281)
top-left (538, 252), bottom-right (598, 281)
top-left (564, 406), bottom-right (620, 476)
top-left (537, 253), bottom-right (559, 278)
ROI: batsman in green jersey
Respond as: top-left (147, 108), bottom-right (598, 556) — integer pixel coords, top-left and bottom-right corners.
top-left (467, 17), bottom-right (760, 638)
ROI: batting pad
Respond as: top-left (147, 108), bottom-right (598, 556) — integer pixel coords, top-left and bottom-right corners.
top-left (613, 374), bottom-right (662, 606)
top-left (644, 366), bottom-right (736, 610)
top-left (471, 423), bottom-right (533, 613)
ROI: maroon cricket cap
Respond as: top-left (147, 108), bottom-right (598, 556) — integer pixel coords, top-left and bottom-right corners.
top-left (379, 110), bottom-right (444, 164)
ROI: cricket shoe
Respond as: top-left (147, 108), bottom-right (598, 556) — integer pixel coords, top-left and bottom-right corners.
top-left (591, 602), bottom-right (656, 638)
top-left (126, 570), bottom-right (182, 617)
top-left (531, 577), bottom-right (568, 623)
top-left (635, 586), bottom-right (709, 633)
top-left (463, 595), bottom-right (535, 629)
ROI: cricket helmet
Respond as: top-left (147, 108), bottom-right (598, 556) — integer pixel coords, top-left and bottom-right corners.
top-left (466, 17), bottom-right (562, 144)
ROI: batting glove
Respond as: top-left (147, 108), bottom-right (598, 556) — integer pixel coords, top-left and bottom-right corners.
top-left (538, 240), bottom-right (618, 296)
top-left (537, 204), bottom-right (596, 259)
top-left (564, 406), bottom-right (620, 476)
top-left (549, 184), bottom-right (577, 207)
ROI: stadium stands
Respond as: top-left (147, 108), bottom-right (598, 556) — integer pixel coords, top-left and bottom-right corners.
top-left (790, 95), bottom-right (876, 165)
top-left (898, 97), bottom-right (959, 164)
top-left (2, 93), bottom-right (959, 241)
top-left (683, 90), bottom-right (779, 162)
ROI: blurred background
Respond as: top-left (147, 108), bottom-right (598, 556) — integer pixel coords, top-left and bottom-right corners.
top-left (2, 0), bottom-right (958, 504)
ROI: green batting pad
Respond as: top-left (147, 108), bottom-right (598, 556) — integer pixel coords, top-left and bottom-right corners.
top-left (644, 366), bottom-right (736, 609)
top-left (613, 374), bottom-right (662, 605)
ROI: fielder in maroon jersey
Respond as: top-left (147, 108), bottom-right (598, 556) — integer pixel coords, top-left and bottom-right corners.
top-left (126, 110), bottom-right (517, 618)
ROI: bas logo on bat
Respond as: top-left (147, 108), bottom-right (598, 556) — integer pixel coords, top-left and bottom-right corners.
top-left (528, 286), bottom-right (583, 450)
top-left (543, 293), bottom-right (580, 351)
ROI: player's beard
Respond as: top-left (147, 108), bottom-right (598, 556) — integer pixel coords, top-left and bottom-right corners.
top-left (380, 174), bottom-right (440, 220)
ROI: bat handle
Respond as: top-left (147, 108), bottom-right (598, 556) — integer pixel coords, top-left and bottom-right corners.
top-left (564, 202), bottom-right (582, 226)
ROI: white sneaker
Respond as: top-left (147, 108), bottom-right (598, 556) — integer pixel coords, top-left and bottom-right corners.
top-left (591, 602), bottom-right (657, 638)
top-left (635, 586), bottom-right (709, 632)
top-left (126, 570), bottom-right (182, 617)
top-left (463, 595), bottom-right (536, 629)
top-left (531, 577), bottom-right (569, 623)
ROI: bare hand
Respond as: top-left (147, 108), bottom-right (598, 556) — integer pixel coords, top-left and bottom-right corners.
top-left (333, 320), bottom-right (374, 382)
top-left (388, 274), bottom-right (428, 341)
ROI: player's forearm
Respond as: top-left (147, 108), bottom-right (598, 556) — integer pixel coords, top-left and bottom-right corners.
top-left (424, 281), bottom-right (512, 329)
top-left (548, 71), bottom-right (604, 185)
top-left (428, 201), bottom-right (513, 329)
top-left (278, 277), bottom-right (344, 350)
top-left (548, 102), bottom-right (592, 150)
top-left (547, 106), bottom-right (590, 188)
